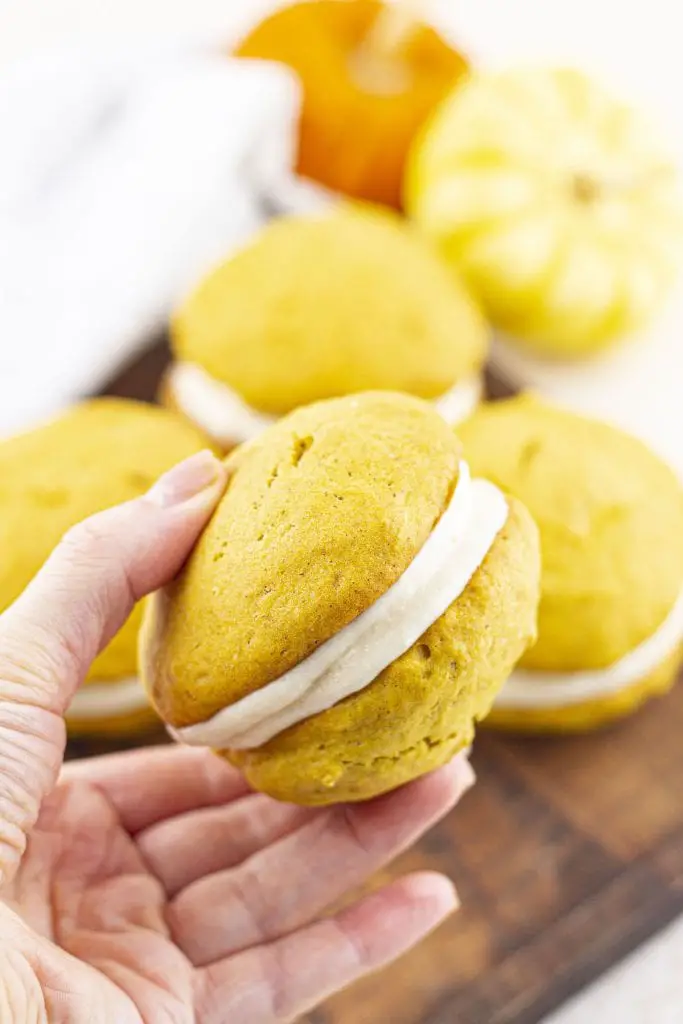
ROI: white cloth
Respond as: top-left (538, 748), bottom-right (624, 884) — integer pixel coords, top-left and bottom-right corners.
top-left (0, 44), bottom-right (303, 437)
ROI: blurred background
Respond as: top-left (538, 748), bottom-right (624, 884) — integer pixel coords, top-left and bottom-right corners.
top-left (2, 1), bottom-right (683, 1022)
top-left (2, 0), bottom-right (682, 458)
top-left (3, 0), bottom-right (683, 96)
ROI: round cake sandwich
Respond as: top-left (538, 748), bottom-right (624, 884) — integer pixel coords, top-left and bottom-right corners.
top-left (0, 398), bottom-right (210, 737)
top-left (141, 391), bottom-right (540, 804)
top-left (165, 206), bottom-right (488, 451)
top-left (459, 394), bottom-right (683, 731)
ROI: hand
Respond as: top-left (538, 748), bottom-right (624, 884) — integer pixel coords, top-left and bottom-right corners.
top-left (0, 450), bottom-right (475, 1023)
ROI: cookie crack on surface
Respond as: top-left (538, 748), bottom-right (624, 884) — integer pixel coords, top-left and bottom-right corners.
top-left (290, 434), bottom-right (314, 467)
top-left (338, 728), bottom-right (470, 770)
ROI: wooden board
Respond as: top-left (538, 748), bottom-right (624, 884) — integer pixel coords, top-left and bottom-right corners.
top-left (67, 342), bottom-right (683, 1024)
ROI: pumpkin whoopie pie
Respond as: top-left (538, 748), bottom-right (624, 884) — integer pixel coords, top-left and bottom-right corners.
top-left (165, 206), bottom-right (488, 451)
top-left (141, 391), bottom-right (540, 804)
top-left (459, 394), bottom-right (683, 731)
top-left (0, 398), bottom-right (210, 738)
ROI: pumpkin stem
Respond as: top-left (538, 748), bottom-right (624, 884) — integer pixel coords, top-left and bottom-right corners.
top-left (351, 0), bottom-right (425, 93)
top-left (572, 172), bottom-right (601, 204)
top-left (363, 0), bottom-right (425, 60)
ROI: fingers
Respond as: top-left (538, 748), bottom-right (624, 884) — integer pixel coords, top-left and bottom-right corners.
top-left (170, 755), bottom-right (474, 966)
top-left (196, 871), bottom-right (457, 1024)
top-left (138, 794), bottom-right (314, 897)
top-left (60, 745), bottom-right (251, 834)
top-left (0, 450), bottom-right (226, 884)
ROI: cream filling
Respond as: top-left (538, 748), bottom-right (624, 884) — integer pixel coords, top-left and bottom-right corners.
top-left (495, 587), bottom-right (683, 710)
top-left (67, 677), bottom-right (149, 721)
top-left (169, 362), bottom-right (483, 447)
top-left (171, 462), bottom-right (508, 751)
top-left (169, 362), bottom-right (277, 446)
top-left (434, 373), bottom-right (483, 425)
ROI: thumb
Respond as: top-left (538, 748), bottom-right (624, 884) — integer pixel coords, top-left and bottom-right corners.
top-left (0, 449), bottom-right (226, 884)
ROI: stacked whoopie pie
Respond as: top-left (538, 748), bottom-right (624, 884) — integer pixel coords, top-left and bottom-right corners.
top-left (459, 395), bottom-right (683, 731)
top-left (141, 392), bottom-right (541, 804)
top-left (0, 399), bottom-right (210, 738)
top-left (9, 200), bottom-right (680, 788)
top-left (164, 206), bottom-right (489, 451)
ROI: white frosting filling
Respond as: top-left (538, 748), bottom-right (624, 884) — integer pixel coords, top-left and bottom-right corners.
top-left (434, 373), bottom-right (483, 425)
top-left (169, 362), bottom-right (483, 448)
top-left (169, 362), bottom-right (277, 446)
top-left (171, 462), bottom-right (508, 750)
top-left (495, 587), bottom-right (683, 710)
top-left (67, 677), bottom-right (149, 721)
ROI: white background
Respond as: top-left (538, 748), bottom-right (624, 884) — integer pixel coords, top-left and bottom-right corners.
top-left (1, 0), bottom-right (682, 127)
top-left (1, 1), bottom-right (682, 1020)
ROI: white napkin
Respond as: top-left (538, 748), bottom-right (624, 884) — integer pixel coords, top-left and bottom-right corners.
top-left (0, 43), bottom-right (303, 437)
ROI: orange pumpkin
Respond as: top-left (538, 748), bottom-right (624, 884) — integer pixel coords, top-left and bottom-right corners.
top-left (236, 0), bottom-right (469, 209)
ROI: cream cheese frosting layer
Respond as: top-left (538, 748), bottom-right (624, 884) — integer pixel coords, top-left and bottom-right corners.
top-left (169, 361), bottom-right (482, 447)
top-left (434, 373), bottom-right (483, 426)
top-left (171, 462), bottom-right (508, 751)
top-left (168, 362), bottom-right (277, 446)
top-left (67, 677), bottom-right (149, 721)
top-left (495, 587), bottom-right (683, 709)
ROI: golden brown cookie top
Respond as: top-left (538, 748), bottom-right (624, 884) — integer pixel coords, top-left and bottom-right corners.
top-left (226, 495), bottom-right (540, 804)
top-left (171, 205), bottom-right (487, 415)
top-left (143, 391), bottom-right (464, 726)
top-left (0, 398), bottom-right (210, 679)
top-left (459, 394), bottom-right (683, 670)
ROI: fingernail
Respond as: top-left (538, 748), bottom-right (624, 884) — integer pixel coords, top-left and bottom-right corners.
top-left (147, 451), bottom-right (223, 508)
top-left (412, 872), bottom-right (460, 914)
top-left (441, 877), bottom-right (461, 912)
top-left (453, 755), bottom-right (476, 798)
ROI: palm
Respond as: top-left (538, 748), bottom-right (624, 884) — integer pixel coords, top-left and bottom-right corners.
top-left (0, 745), bottom-right (467, 1024)
top-left (3, 779), bottom-right (179, 1021)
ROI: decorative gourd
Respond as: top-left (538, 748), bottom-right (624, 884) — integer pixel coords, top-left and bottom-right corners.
top-left (406, 67), bottom-right (683, 357)
top-left (236, 0), bottom-right (469, 209)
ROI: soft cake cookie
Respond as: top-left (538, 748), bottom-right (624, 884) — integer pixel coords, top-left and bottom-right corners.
top-left (0, 398), bottom-right (210, 738)
top-left (141, 392), bottom-right (540, 805)
top-left (165, 206), bottom-right (488, 451)
top-left (459, 394), bottom-right (683, 731)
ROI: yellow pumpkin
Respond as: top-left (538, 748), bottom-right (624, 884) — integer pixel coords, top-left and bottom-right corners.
top-left (406, 67), bottom-right (683, 357)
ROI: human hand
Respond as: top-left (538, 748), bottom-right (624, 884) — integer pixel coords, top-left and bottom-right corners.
top-left (0, 450), bottom-right (475, 1023)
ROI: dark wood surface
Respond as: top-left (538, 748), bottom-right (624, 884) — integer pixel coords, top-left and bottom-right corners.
top-left (68, 342), bottom-right (683, 1024)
